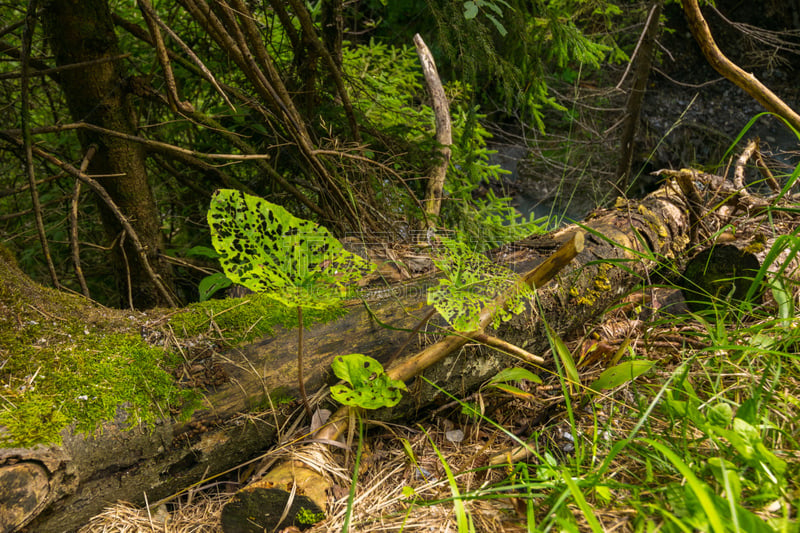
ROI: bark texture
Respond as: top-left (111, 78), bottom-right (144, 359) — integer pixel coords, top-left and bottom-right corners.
top-left (2, 180), bottom-right (695, 532)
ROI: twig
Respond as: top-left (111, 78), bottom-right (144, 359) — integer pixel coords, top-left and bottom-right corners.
top-left (21, 0), bottom-right (59, 289)
top-left (615, 2), bottom-right (660, 90)
top-left (138, 0), bottom-right (194, 114)
top-left (384, 308), bottom-right (437, 369)
top-left (283, 0), bottom-right (360, 140)
top-left (112, 7), bottom-right (336, 222)
top-left (0, 171), bottom-right (65, 199)
top-left (0, 194), bottom-right (70, 221)
top-left (137, 0), bottom-right (234, 111)
top-left (297, 306), bottom-right (312, 420)
top-left (69, 145), bottom-right (98, 298)
top-left (312, 149), bottom-right (429, 225)
top-left (210, 0), bottom-right (359, 227)
top-left (118, 231), bottom-right (134, 310)
top-left (754, 148), bottom-right (781, 194)
top-left (672, 169), bottom-right (705, 246)
top-left (615, 1), bottom-right (662, 192)
top-left (0, 53), bottom-right (130, 81)
top-left (733, 137), bottom-right (758, 197)
top-left (681, 0), bottom-right (800, 133)
top-left (473, 333), bottom-right (544, 365)
top-left (2, 122), bottom-right (272, 161)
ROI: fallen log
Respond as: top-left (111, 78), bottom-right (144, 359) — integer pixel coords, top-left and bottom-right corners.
top-left (219, 232), bottom-right (586, 532)
top-left (1, 177), bottom-right (698, 532)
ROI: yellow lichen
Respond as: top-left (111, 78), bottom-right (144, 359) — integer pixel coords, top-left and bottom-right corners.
top-left (594, 277), bottom-right (612, 291)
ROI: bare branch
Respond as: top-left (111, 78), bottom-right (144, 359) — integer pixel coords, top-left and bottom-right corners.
top-left (414, 33), bottom-right (451, 224)
top-left (3, 122), bottom-right (272, 161)
top-left (22, 0), bottom-right (59, 289)
top-left (138, 0), bottom-right (194, 114)
top-left (681, 0), bottom-right (800, 132)
top-left (70, 145), bottom-right (98, 299)
top-left (137, 0), bottom-right (234, 112)
top-left (0, 131), bottom-right (177, 307)
top-left (0, 54), bottom-right (130, 81)
top-left (284, 0), bottom-right (360, 140)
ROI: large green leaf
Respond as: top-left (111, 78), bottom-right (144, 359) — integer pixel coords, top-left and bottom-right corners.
top-left (207, 189), bottom-right (374, 309)
top-left (427, 238), bottom-right (533, 332)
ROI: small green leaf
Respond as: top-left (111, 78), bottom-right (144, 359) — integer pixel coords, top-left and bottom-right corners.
top-left (770, 276), bottom-right (794, 327)
top-left (587, 360), bottom-right (653, 391)
top-left (706, 402), bottom-right (733, 427)
top-left (185, 245), bottom-right (220, 259)
top-left (735, 398), bottom-right (758, 424)
top-left (332, 353), bottom-right (383, 388)
top-left (489, 367), bottom-right (542, 386)
top-left (485, 13), bottom-right (508, 36)
top-left (593, 485), bottom-right (612, 503)
top-left (489, 383), bottom-right (535, 400)
top-left (198, 272), bottom-right (232, 301)
top-left (463, 1), bottom-right (478, 19)
top-left (330, 354), bottom-right (407, 409)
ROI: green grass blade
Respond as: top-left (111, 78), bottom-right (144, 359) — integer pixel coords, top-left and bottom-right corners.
top-left (546, 323), bottom-right (580, 392)
top-left (341, 414), bottom-right (364, 533)
top-left (425, 428), bottom-right (472, 533)
top-left (642, 438), bottom-right (726, 533)
top-left (560, 470), bottom-right (604, 533)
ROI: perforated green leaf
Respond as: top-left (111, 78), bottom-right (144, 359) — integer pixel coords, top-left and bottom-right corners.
top-left (207, 189), bottom-right (374, 309)
top-left (427, 237), bottom-right (533, 332)
top-left (330, 354), bottom-right (406, 409)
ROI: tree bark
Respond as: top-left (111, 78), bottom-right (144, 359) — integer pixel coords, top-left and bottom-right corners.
top-left (41, 0), bottom-right (173, 309)
top-left (2, 179), bottom-right (696, 532)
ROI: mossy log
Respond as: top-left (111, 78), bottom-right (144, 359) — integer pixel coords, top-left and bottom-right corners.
top-left (2, 179), bottom-right (695, 532)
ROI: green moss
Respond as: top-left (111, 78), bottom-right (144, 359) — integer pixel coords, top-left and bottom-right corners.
top-left (168, 293), bottom-right (346, 344)
top-left (0, 331), bottom-right (199, 448)
top-left (296, 507), bottom-right (325, 525)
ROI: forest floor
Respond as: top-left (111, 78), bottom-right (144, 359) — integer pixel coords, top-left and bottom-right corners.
top-left (79, 252), bottom-right (800, 532)
top-left (73, 173), bottom-right (800, 531)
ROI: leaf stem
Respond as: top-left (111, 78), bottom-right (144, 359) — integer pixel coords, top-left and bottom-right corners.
top-left (298, 305), bottom-right (312, 419)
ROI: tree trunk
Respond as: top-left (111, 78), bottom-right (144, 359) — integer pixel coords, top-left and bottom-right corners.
top-left (1, 179), bottom-right (696, 532)
top-left (41, 0), bottom-right (173, 309)
top-left (615, 1), bottom-right (661, 192)
top-left (321, 0), bottom-right (343, 68)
